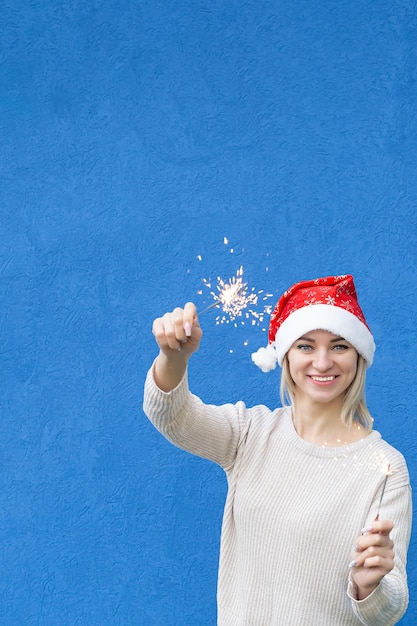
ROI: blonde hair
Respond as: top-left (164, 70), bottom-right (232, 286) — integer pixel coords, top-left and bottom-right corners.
top-left (280, 354), bottom-right (373, 430)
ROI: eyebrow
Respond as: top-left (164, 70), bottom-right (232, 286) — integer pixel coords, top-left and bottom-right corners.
top-left (298, 335), bottom-right (346, 343)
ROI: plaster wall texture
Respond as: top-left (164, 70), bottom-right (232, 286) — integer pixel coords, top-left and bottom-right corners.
top-left (2, 0), bottom-right (416, 623)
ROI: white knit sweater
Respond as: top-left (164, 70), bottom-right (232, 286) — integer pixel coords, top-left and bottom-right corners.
top-left (143, 367), bottom-right (412, 626)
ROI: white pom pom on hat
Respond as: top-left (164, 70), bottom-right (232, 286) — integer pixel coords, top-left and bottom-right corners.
top-left (251, 344), bottom-right (278, 372)
top-left (251, 274), bottom-right (375, 372)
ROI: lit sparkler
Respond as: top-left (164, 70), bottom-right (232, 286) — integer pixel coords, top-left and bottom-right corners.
top-left (198, 266), bottom-right (273, 326)
top-left (374, 464), bottom-right (391, 521)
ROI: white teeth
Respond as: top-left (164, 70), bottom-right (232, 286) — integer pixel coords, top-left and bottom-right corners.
top-left (311, 376), bottom-right (335, 382)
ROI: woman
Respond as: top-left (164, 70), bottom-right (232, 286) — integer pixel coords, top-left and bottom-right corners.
top-left (143, 274), bottom-right (412, 625)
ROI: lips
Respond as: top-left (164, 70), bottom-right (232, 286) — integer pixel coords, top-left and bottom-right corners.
top-left (309, 375), bottom-right (337, 382)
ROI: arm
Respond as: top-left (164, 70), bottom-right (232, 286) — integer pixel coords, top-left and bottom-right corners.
top-left (144, 301), bottom-right (249, 468)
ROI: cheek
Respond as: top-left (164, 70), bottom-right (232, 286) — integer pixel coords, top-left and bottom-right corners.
top-left (286, 352), bottom-right (298, 376)
top-left (287, 355), bottom-right (304, 382)
top-left (347, 357), bottom-right (358, 379)
top-left (288, 364), bottom-right (297, 382)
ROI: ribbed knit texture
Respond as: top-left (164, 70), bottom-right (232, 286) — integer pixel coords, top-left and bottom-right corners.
top-left (143, 367), bottom-right (412, 626)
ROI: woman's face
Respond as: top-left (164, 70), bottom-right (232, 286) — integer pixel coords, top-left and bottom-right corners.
top-left (286, 329), bottom-right (358, 406)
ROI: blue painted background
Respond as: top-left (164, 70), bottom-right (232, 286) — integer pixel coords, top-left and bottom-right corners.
top-left (2, 0), bottom-right (416, 623)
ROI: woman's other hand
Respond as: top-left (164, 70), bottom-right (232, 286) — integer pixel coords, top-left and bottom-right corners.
top-left (349, 519), bottom-right (395, 600)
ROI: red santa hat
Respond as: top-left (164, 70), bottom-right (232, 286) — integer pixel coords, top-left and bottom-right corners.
top-left (251, 274), bottom-right (375, 372)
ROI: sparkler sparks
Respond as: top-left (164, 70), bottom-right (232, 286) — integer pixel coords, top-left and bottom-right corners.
top-left (191, 237), bottom-right (273, 338)
top-left (199, 266), bottom-right (273, 327)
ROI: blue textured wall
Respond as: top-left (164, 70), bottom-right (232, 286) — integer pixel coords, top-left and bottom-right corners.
top-left (3, 0), bottom-right (416, 623)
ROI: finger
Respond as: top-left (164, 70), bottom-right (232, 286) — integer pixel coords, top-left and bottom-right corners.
top-left (172, 308), bottom-right (188, 345)
top-left (183, 302), bottom-right (198, 336)
top-left (152, 317), bottom-right (170, 348)
top-left (350, 544), bottom-right (394, 569)
top-left (362, 555), bottom-right (394, 570)
top-left (377, 519), bottom-right (394, 535)
top-left (152, 310), bottom-right (183, 351)
top-left (162, 308), bottom-right (187, 349)
top-left (355, 533), bottom-right (393, 553)
top-left (361, 520), bottom-right (394, 536)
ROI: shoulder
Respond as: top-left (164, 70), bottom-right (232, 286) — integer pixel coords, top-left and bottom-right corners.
top-left (238, 404), bottom-right (288, 439)
top-left (369, 432), bottom-right (411, 488)
top-left (243, 403), bottom-right (286, 422)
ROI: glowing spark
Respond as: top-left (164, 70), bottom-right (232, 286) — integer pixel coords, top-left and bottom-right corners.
top-left (224, 237), bottom-right (228, 245)
top-left (199, 266), bottom-right (273, 325)
top-left (197, 255), bottom-right (202, 261)
top-left (368, 450), bottom-right (395, 476)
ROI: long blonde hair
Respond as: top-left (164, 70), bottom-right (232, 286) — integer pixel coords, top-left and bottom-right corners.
top-left (279, 354), bottom-right (373, 430)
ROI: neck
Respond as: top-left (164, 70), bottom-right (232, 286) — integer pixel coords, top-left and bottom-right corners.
top-left (291, 396), bottom-right (365, 446)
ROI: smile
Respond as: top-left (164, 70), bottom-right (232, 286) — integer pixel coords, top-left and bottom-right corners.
top-left (310, 376), bottom-right (337, 382)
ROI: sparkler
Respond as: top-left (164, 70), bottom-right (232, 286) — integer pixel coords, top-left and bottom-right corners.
top-left (374, 464), bottom-right (391, 521)
top-left (198, 301), bottom-right (222, 315)
top-left (198, 265), bottom-right (272, 326)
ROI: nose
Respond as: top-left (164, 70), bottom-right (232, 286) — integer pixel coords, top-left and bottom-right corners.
top-left (312, 348), bottom-right (333, 371)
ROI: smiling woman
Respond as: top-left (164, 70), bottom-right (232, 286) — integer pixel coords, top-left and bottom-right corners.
top-left (281, 330), bottom-right (373, 433)
top-left (285, 329), bottom-right (362, 442)
top-left (143, 274), bottom-right (412, 626)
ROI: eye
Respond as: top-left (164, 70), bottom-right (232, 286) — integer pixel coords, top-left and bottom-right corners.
top-left (296, 344), bottom-right (313, 351)
top-left (332, 344), bottom-right (350, 351)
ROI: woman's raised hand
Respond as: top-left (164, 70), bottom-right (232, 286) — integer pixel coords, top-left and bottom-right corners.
top-left (152, 302), bottom-right (202, 356)
top-left (152, 302), bottom-right (203, 391)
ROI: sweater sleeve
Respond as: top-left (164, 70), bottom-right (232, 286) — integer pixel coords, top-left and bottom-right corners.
top-left (347, 463), bottom-right (412, 626)
top-left (142, 363), bottom-right (251, 471)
